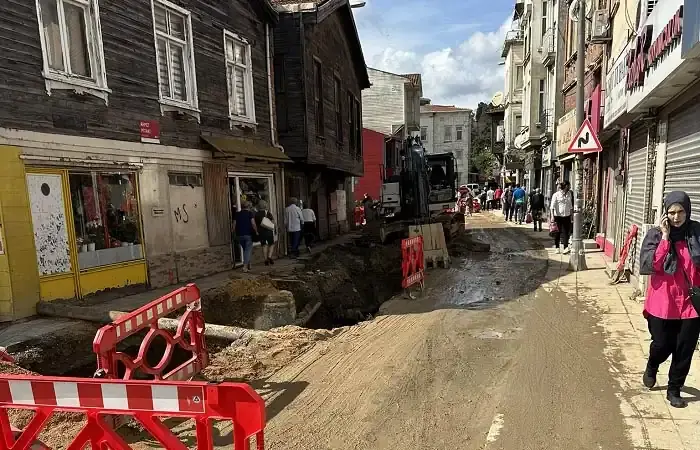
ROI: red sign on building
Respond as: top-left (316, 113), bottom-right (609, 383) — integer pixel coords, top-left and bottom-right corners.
top-left (139, 120), bottom-right (161, 143)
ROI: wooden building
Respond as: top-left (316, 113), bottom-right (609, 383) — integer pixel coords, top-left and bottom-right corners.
top-left (272, 0), bottom-right (370, 238)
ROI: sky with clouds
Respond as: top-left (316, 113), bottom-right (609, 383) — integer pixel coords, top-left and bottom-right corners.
top-left (352, 0), bottom-right (515, 109)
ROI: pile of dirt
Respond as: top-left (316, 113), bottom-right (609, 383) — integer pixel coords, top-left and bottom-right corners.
top-left (200, 276), bottom-right (281, 328)
top-left (202, 325), bottom-right (342, 382)
top-left (0, 362), bottom-right (85, 448)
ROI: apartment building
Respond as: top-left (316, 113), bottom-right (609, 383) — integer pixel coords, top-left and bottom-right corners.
top-left (420, 105), bottom-right (472, 186)
top-left (501, 5), bottom-right (525, 185)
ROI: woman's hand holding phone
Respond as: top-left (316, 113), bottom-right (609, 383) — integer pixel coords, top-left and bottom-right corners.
top-left (660, 214), bottom-right (670, 239)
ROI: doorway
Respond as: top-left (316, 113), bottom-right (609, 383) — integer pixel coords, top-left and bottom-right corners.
top-left (228, 173), bottom-right (276, 266)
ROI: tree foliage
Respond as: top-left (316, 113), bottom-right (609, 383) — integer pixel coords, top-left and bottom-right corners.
top-left (470, 102), bottom-right (499, 176)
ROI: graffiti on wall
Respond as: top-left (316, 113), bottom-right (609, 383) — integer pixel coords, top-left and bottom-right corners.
top-left (169, 185), bottom-right (209, 252)
top-left (173, 204), bottom-right (190, 223)
top-left (26, 174), bottom-right (71, 275)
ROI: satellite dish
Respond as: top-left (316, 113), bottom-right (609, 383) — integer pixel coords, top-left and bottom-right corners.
top-left (569, 0), bottom-right (592, 22)
top-left (491, 92), bottom-right (504, 107)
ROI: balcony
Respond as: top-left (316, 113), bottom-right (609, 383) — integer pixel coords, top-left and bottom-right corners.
top-left (501, 29), bottom-right (524, 57)
top-left (536, 109), bottom-right (554, 144)
top-left (539, 28), bottom-right (555, 67)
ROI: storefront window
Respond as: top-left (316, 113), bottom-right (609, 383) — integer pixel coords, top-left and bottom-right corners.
top-left (69, 171), bottom-right (143, 270)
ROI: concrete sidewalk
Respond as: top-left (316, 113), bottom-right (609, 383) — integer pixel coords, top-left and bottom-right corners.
top-left (498, 212), bottom-right (700, 449)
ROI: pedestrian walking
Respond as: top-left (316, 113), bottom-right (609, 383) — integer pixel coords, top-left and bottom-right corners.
top-left (494, 186), bottom-right (503, 210)
top-left (512, 184), bottom-right (526, 224)
top-left (285, 197), bottom-right (304, 258)
top-left (503, 185), bottom-right (514, 221)
top-left (529, 188), bottom-right (545, 231)
top-left (301, 200), bottom-right (317, 252)
top-left (486, 187), bottom-right (495, 210)
top-left (549, 182), bottom-right (573, 253)
top-left (639, 191), bottom-right (700, 408)
top-left (254, 200), bottom-right (276, 266)
top-left (232, 200), bottom-right (258, 272)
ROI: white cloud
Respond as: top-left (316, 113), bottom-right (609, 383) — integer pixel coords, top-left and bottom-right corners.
top-left (355, 4), bottom-right (511, 109)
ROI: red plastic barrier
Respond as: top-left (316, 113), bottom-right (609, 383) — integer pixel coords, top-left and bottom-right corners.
top-left (0, 375), bottom-right (265, 449)
top-left (93, 283), bottom-right (208, 381)
top-left (616, 224), bottom-right (639, 274)
top-left (401, 236), bottom-right (425, 289)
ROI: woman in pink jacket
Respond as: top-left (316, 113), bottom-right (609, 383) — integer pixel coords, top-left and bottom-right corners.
top-left (639, 191), bottom-right (700, 408)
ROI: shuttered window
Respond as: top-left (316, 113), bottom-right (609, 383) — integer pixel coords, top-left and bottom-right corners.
top-left (224, 32), bottom-right (255, 123)
top-left (36, 0), bottom-right (108, 95)
top-left (153, 1), bottom-right (197, 109)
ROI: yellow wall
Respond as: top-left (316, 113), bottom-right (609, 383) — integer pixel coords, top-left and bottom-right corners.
top-left (0, 146), bottom-right (40, 320)
top-left (610, 0), bottom-right (638, 60)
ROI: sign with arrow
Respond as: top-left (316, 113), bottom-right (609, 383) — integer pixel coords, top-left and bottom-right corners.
top-left (568, 118), bottom-right (603, 153)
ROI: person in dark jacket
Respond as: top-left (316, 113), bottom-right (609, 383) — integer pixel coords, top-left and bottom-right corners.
top-left (254, 200), bottom-right (276, 266)
top-left (639, 191), bottom-right (700, 408)
top-left (529, 188), bottom-right (545, 231)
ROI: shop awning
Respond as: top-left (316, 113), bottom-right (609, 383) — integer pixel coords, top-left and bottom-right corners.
top-left (558, 153), bottom-right (577, 163)
top-left (203, 136), bottom-right (293, 163)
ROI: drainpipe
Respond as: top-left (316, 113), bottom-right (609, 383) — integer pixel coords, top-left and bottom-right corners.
top-left (266, 22), bottom-right (287, 252)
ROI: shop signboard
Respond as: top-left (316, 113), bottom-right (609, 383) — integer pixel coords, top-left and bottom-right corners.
top-left (542, 144), bottom-right (552, 167)
top-left (604, 40), bottom-right (631, 129)
top-left (626, 0), bottom-right (685, 111)
top-left (555, 109), bottom-right (576, 158)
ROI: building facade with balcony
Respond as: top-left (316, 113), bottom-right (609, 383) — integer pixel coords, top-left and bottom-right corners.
top-left (501, 7), bottom-right (526, 185)
top-left (512, 0), bottom-right (551, 192)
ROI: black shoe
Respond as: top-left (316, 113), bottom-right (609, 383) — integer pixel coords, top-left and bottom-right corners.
top-left (643, 368), bottom-right (657, 389)
top-left (264, 259), bottom-right (270, 266)
top-left (269, 258), bottom-right (274, 265)
top-left (667, 390), bottom-right (688, 408)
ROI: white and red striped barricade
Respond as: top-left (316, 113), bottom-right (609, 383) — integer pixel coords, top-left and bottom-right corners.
top-left (401, 236), bottom-right (425, 290)
top-left (92, 283), bottom-right (208, 381)
top-left (0, 375), bottom-right (266, 449)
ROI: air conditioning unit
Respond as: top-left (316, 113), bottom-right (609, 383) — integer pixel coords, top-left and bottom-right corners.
top-left (590, 9), bottom-right (611, 42)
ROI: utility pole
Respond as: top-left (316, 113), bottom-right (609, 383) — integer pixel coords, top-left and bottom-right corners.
top-left (570, 0), bottom-right (588, 271)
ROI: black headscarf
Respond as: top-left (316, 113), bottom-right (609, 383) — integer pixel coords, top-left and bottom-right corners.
top-left (640, 191), bottom-right (700, 275)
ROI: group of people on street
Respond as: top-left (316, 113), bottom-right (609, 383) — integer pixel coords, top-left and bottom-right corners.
top-left (231, 197), bottom-right (318, 272)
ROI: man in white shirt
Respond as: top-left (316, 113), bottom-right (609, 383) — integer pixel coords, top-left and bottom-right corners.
top-left (486, 187), bottom-right (495, 210)
top-left (550, 182), bottom-right (574, 254)
top-left (285, 197), bottom-right (304, 257)
top-left (301, 201), bottom-right (317, 252)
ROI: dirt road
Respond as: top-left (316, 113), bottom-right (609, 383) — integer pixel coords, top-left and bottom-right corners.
top-left (259, 214), bottom-right (632, 450)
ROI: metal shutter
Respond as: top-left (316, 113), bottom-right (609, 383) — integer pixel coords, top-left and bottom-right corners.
top-left (665, 102), bottom-right (700, 213)
top-left (624, 127), bottom-right (648, 276)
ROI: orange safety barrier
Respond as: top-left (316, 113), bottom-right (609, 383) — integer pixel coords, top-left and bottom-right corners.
top-left (401, 236), bottom-right (425, 289)
top-left (0, 375), bottom-right (265, 449)
top-left (93, 283), bottom-right (208, 381)
top-left (616, 224), bottom-right (639, 274)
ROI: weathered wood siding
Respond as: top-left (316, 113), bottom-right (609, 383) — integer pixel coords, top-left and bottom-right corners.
top-left (273, 14), bottom-right (307, 160)
top-left (0, 0), bottom-right (274, 150)
top-left (303, 8), bottom-right (363, 176)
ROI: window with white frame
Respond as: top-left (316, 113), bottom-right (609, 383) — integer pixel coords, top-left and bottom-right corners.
top-left (456, 125), bottom-right (463, 141)
top-left (36, 0), bottom-right (108, 95)
top-left (152, 0), bottom-right (198, 109)
top-left (420, 126), bottom-right (428, 141)
top-left (225, 32), bottom-right (255, 123)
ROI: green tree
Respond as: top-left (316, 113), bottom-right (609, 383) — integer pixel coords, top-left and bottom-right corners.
top-left (470, 102), bottom-right (499, 177)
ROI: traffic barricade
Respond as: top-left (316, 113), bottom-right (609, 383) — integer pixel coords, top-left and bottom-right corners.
top-left (0, 375), bottom-right (265, 450)
top-left (401, 236), bottom-right (425, 290)
top-left (92, 283), bottom-right (208, 381)
top-left (611, 224), bottom-right (639, 284)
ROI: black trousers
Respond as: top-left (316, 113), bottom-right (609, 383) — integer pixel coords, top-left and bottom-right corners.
top-left (532, 208), bottom-right (543, 231)
top-left (553, 216), bottom-right (572, 248)
top-left (647, 315), bottom-right (700, 392)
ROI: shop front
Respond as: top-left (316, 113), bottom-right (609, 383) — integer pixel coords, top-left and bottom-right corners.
top-left (25, 166), bottom-right (147, 301)
top-left (555, 109), bottom-right (577, 184)
top-left (623, 125), bottom-right (649, 278)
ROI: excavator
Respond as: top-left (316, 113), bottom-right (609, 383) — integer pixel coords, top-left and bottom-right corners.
top-left (376, 136), bottom-right (459, 244)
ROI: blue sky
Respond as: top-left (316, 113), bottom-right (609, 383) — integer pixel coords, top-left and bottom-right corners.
top-left (352, 0), bottom-right (515, 109)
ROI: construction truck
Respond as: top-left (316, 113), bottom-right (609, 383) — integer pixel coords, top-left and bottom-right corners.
top-left (376, 136), bottom-right (459, 244)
